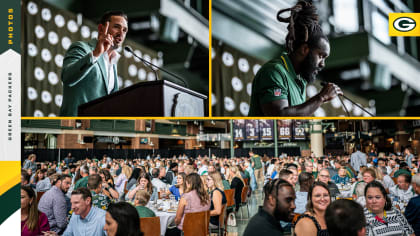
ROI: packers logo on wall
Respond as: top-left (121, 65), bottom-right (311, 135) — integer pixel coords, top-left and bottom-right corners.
top-left (389, 13), bottom-right (420, 36)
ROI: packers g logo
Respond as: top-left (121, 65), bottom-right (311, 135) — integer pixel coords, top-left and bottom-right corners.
top-left (393, 17), bottom-right (416, 32)
top-left (389, 13), bottom-right (420, 36)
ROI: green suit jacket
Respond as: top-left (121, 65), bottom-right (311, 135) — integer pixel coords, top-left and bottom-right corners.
top-left (59, 39), bottom-right (119, 116)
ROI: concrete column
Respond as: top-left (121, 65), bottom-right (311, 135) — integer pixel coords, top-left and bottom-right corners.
top-left (310, 120), bottom-right (324, 157)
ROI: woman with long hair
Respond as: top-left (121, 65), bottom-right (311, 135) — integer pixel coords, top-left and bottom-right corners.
top-left (127, 172), bottom-right (156, 201)
top-left (207, 171), bottom-right (227, 229)
top-left (30, 169), bottom-right (46, 188)
top-left (363, 181), bottom-right (414, 235)
top-left (294, 181), bottom-right (330, 236)
top-left (21, 186), bottom-right (50, 236)
top-left (115, 165), bottom-right (132, 197)
top-left (169, 172), bottom-right (186, 201)
top-left (104, 202), bottom-right (143, 236)
top-left (228, 166), bottom-right (245, 212)
top-left (99, 169), bottom-right (119, 200)
top-left (166, 173), bottom-right (211, 236)
top-left (126, 168), bottom-right (142, 191)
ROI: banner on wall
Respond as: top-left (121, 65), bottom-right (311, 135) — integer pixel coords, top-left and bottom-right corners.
top-left (245, 120), bottom-right (259, 140)
top-left (233, 120), bottom-right (246, 141)
top-left (278, 120), bottom-right (292, 140)
top-left (293, 120), bottom-right (307, 140)
top-left (259, 120), bottom-right (274, 140)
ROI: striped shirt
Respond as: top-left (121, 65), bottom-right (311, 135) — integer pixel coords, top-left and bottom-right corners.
top-left (364, 207), bottom-right (414, 236)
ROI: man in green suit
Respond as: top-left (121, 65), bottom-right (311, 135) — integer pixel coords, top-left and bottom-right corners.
top-left (60, 11), bottom-right (128, 116)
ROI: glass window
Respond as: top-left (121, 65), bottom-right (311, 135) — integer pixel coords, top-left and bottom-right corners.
top-left (333, 0), bottom-right (359, 33)
top-left (371, 10), bottom-right (391, 45)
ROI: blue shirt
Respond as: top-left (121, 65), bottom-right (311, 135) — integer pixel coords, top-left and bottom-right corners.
top-left (331, 175), bottom-right (350, 185)
top-left (63, 206), bottom-right (106, 236)
top-left (169, 185), bottom-right (181, 200)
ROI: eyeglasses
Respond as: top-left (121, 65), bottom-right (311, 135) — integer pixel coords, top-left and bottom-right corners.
top-left (320, 175), bottom-right (330, 178)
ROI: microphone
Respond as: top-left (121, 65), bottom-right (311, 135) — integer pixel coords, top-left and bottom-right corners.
top-left (320, 81), bottom-right (374, 117)
top-left (124, 46), bottom-right (187, 87)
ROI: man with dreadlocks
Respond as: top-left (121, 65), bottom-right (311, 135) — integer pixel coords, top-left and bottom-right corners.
top-left (243, 179), bottom-right (296, 236)
top-left (248, 1), bottom-right (342, 116)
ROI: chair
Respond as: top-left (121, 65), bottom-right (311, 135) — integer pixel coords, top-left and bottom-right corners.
top-left (223, 189), bottom-right (235, 235)
top-left (124, 181), bottom-right (128, 194)
top-left (224, 189), bottom-right (235, 210)
top-left (291, 213), bottom-right (301, 236)
top-left (36, 191), bottom-right (45, 204)
top-left (292, 213), bottom-right (301, 224)
top-left (183, 210), bottom-right (210, 236)
top-left (392, 177), bottom-right (398, 184)
top-left (139, 217), bottom-right (160, 236)
top-left (210, 204), bottom-right (227, 236)
top-left (238, 186), bottom-right (249, 219)
top-left (336, 197), bottom-right (353, 200)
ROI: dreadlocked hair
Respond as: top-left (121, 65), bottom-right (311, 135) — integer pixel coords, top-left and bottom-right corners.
top-left (263, 178), bottom-right (293, 200)
top-left (277, 0), bottom-right (328, 53)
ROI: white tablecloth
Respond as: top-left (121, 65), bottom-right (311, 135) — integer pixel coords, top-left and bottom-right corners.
top-left (149, 200), bottom-right (178, 236)
top-left (154, 210), bottom-right (176, 236)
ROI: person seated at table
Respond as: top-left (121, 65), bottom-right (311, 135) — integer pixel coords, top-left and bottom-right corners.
top-left (379, 166), bottom-right (395, 191)
top-left (166, 173), bottom-right (211, 236)
top-left (353, 168), bottom-right (377, 205)
top-left (393, 162), bottom-right (412, 178)
top-left (294, 172), bottom-right (314, 214)
top-left (332, 167), bottom-right (350, 185)
top-left (126, 168), bottom-right (142, 192)
top-left (363, 181), bottom-right (414, 235)
top-left (227, 166), bottom-right (245, 212)
top-left (99, 169), bottom-right (119, 200)
top-left (294, 181), bottom-right (331, 236)
top-left (88, 174), bottom-right (111, 210)
top-left (134, 190), bottom-right (156, 218)
top-left (206, 171), bottom-right (227, 229)
top-left (169, 173), bottom-right (186, 201)
top-left (104, 202), bottom-right (143, 236)
top-left (405, 173), bottom-right (420, 236)
top-left (21, 186), bottom-right (50, 236)
top-left (325, 199), bottom-right (366, 236)
top-left (389, 173), bottom-right (415, 212)
top-left (278, 169), bottom-right (294, 185)
top-left (151, 168), bottom-right (168, 190)
top-left (127, 173), bottom-right (157, 202)
top-left (318, 169), bottom-right (340, 198)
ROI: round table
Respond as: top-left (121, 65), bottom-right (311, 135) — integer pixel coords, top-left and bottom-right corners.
top-left (148, 200), bottom-right (178, 236)
top-left (154, 210), bottom-right (176, 236)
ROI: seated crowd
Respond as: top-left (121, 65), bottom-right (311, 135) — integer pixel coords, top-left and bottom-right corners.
top-left (20, 148), bottom-right (420, 236)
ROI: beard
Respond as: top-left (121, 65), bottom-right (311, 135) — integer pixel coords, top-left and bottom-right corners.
top-left (274, 198), bottom-right (291, 222)
top-left (300, 51), bottom-right (319, 84)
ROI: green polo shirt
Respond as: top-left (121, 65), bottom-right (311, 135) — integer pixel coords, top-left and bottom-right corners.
top-left (136, 206), bottom-right (156, 218)
top-left (248, 52), bottom-right (307, 116)
top-left (74, 176), bottom-right (88, 190)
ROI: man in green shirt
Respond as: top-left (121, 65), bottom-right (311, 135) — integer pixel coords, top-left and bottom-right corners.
top-left (74, 165), bottom-right (89, 189)
top-left (249, 1), bottom-right (342, 116)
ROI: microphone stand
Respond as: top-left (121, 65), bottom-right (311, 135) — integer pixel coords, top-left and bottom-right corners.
top-left (124, 46), bottom-right (188, 87)
top-left (320, 81), bottom-right (375, 117)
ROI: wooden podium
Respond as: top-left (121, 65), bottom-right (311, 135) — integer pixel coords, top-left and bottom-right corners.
top-left (78, 80), bottom-right (207, 117)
